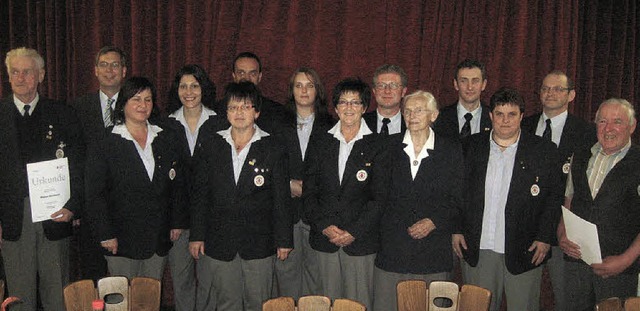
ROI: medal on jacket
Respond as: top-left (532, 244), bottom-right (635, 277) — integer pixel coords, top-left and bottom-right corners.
top-left (356, 169), bottom-right (368, 182)
top-left (531, 176), bottom-right (540, 196)
top-left (169, 168), bottom-right (176, 180)
top-left (56, 141), bottom-right (66, 159)
top-left (254, 175), bottom-right (264, 187)
top-left (562, 162), bottom-right (571, 174)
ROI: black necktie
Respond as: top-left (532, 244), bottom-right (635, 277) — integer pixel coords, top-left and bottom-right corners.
top-left (23, 105), bottom-right (31, 118)
top-left (380, 118), bottom-right (390, 136)
top-left (542, 119), bottom-right (552, 141)
top-left (460, 113), bottom-right (472, 138)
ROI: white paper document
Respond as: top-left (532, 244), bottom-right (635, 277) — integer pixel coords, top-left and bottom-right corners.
top-left (26, 157), bottom-right (71, 222)
top-left (562, 206), bottom-right (602, 265)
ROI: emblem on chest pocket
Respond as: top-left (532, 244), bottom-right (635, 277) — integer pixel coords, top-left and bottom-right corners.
top-left (254, 175), bottom-right (265, 187)
top-left (356, 169), bottom-right (368, 182)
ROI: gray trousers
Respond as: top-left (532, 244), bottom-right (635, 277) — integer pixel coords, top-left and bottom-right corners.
top-left (273, 220), bottom-right (320, 299)
top-left (105, 253), bottom-right (166, 280)
top-left (461, 250), bottom-right (542, 311)
top-left (198, 254), bottom-right (274, 311)
top-left (316, 248), bottom-right (375, 311)
top-left (372, 266), bottom-right (449, 311)
top-left (545, 245), bottom-right (566, 310)
top-left (565, 260), bottom-right (638, 311)
top-left (3, 197), bottom-right (69, 311)
top-left (168, 230), bottom-right (196, 311)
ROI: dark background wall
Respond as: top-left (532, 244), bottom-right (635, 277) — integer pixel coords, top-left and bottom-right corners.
top-left (0, 0), bottom-right (638, 135)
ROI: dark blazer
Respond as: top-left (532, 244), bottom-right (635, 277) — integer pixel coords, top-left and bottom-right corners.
top-left (0, 96), bottom-right (84, 241)
top-left (85, 124), bottom-right (187, 259)
top-left (459, 131), bottom-right (563, 275)
top-left (522, 112), bottom-right (597, 181)
top-left (277, 112), bottom-right (336, 223)
top-left (568, 144), bottom-right (640, 274)
top-left (363, 110), bottom-right (406, 134)
top-left (190, 128), bottom-right (293, 261)
top-left (303, 130), bottom-right (384, 256)
top-left (433, 103), bottom-right (492, 140)
top-left (375, 133), bottom-right (464, 274)
top-left (72, 92), bottom-right (109, 144)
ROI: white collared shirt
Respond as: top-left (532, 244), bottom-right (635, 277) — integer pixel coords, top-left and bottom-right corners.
top-left (112, 122), bottom-right (162, 181)
top-left (169, 106), bottom-right (217, 155)
top-left (13, 93), bottom-right (39, 116)
top-left (480, 131), bottom-right (521, 253)
top-left (376, 109), bottom-right (402, 134)
top-left (218, 125), bottom-right (270, 184)
top-left (402, 128), bottom-right (435, 179)
top-left (297, 113), bottom-right (315, 160)
top-left (328, 119), bottom-right (373, 184)
top-left (99, 90), bottom-right (119, 126)
top-left (456, 103), bottom-right (482, 134)
top-left (535, 110), bottom-right (568, 147)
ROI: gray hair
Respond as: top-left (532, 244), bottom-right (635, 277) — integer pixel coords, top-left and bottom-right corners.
top-left (5, 47), bottom-right (45, 74)
top-left (402, 90), bottom-right (438, 113)
top-left (596, 98), bottom-right (636, 126)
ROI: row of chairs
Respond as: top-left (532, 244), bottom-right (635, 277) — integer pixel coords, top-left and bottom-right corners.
top-left (596, 296), bottom-right (640, 311)
top-left (64, 276), bottom-right (160, 311)
top-left (263, 296), bottom-right (366, 311)
top-left (397, 280), bottom-right (491, 311)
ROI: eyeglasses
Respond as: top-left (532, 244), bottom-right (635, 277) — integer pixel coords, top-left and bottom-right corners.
top-left (227, 104), bottom-right (254, 112)
top-left (374, 82), bottom-right (403, 90)
top-left (97, 62), bottom-right (122, 69)
top-left (337, 100), bottom-right (363, 107)
top-left (402, 108), bottom-right (430, 117)
top-left (540, 86), bottom-right (572, 93)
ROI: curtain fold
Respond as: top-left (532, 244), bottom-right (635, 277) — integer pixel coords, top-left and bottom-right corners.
top-left (1, 0), bottom-right (637, 138)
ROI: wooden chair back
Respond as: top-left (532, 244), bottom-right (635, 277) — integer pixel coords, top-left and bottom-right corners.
top-left (625, 297), bottom-right (640, 311)
top-left (262, 296), bottom-right (295, 311)
top-left (129, 277), bottom-right (160, 311)
top-left (297, 295), bottom-right (331, 311)
top-left (428, 281), bottom-right (459, 311)
top-left (97, 276), bottom-right (129, 311)
top-left (64, 279), bottom-right (97, 311)
top-left (458, 284), bottom-right (491, 311)
top-left (596, 297), bottom-right (623, 311)
top-left (332, 298), bottom-right (366, 311)
top-left (397, 280), bottom-right (428, 311)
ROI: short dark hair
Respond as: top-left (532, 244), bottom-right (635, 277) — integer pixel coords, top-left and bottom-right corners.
top-left (233, 52), bottom-right (262, 72)
top-left (332, 78), bottom-right (371, 111)
top-left (113, 77), bottom-right (159, 125)
top-left (167, 64), bottom-right (217, 114)
top-left (373, 64), bottom-right (408, 87)
top-left (286, 67), bottom-right (329, 120)
top-left (95, 46), bottom-right (127, 68)
top-left (222, 81), bottom-right (262, 112)
top-left (455, 59), bottom-right (486, 81)
top-left (489, 87), bottom-right (525, 114)
top-left (545, 70), bottom-right (575, 90)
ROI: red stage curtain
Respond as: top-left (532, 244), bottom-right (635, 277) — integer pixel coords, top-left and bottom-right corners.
top-left (0, 0), bottom-right (637, 130)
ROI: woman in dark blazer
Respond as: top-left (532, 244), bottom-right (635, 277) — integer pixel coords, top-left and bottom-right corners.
top-left (372, 90), bottom-right (464, 311)
top-left (303, 78), bottom-right (384, 310)
top-left (273, 67), bottom-right (335, 299)
top-left (85, 77), bottom-right (187, 280)
top-left (189, 81), bottom-right (293, 311)
top-left (165, 64), bottom-right (223, 311)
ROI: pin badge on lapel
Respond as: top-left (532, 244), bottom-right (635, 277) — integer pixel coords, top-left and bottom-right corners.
top-left (46, 125), bottom-right (54, 140)
top-left (254, 175), bottom-right (264, 187)
top-left (249, 159), bottom-right (256, 166)
top-left (562, 163), bottom-right (571, 174)
top-left (531, 176), bottom-right (540, 196)
top-left (56, 141), bottom-right (66, 158)
top-left (169, 168), bottom-right (176, 180)
top-left (356, 169), bottom-right (368, 182)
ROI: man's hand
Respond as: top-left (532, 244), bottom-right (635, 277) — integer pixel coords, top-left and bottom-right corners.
top-left (277, 248), bottom-right (293, 260)
top-left (558, 227), bottom-right (581, 259)
top-left (290, 179), bottom-right (303, 198)
top-left (592, 255), bottom-right (634, 278)
top-left (528, 240), bottom-right (550, 266)
top-left (322, 225), bottom-right (344, 240)
top-left (51, 208), bottom-right (74, 222)
top-left (189, 241), bottom-right (205, 259)
top-left (101, 238), bottom-right (118, 254)
top-left (452, 234), bottom-right (467, 259)
top-left (408, 218), bottom-right (436, 240)
top-left (330, 231), bottom-right (355, 247)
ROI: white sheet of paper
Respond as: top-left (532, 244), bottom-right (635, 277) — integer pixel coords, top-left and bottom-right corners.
top-left (562, 206), bottom-right (602, 264)
top-left (26, 157), bottom-right (71, 223)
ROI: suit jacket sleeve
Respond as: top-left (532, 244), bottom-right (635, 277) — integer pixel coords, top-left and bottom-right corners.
top-left (271, 145), bottom-right (294, 248)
